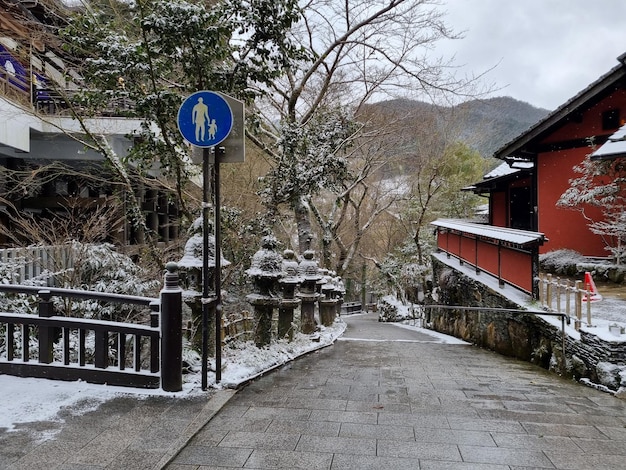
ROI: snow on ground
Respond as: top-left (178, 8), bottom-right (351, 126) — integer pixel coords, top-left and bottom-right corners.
top-left (0, 314), bottom-right (468, 433)
top-left (3, 266), bottom-right (626, 434)
top-left (0, 321), bottom-right (343, 432)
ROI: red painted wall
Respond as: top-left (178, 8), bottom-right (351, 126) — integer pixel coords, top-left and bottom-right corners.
top-left (491, 192), bottom-right (507, 227)
top-left (436, 230), bottom-right (534, 293)
top-left (536, 148), bottom-right (605, 255)
top-left (487, 90), bottom-right (626, 257)
top-left (536, 92), bottom-right (626, 256)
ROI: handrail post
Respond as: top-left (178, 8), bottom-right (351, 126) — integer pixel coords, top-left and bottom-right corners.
top-left (149, 300), bottom-right (160, 373)
top-left (561, 314), bottom-right (566, 375)
top-left (574, 280), bottom-right (582, 330)
top-left (546, 274), bottom-right (553, 310)
top-left (38, 289), bottom-right (54, 364)
top-left (161, 262), bottom-right (183, 392)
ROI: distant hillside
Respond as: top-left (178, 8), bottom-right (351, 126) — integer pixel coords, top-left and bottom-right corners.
top-left (455, 97), bottom-right (550, 156)
top-left (365, 96), bottom-right (550, 158)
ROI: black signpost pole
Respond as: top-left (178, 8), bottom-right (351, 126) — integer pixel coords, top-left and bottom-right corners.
top-left (214, 148), bottom-right (224, 383)
top-left (201, 146), bottom-right (211, 391)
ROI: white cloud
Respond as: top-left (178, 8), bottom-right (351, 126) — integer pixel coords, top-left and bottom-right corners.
top-left (435, 0), bottom-right (626, 109)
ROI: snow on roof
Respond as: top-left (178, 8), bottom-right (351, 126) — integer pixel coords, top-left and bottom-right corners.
top-left (431, 218), bottom-right (546, 246)
top-left (484, 162), bottom-right (518, 179)
top-left (591, 124), bottom-right (626, 159)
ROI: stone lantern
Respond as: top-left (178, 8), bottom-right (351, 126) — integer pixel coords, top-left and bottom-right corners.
top-left (278, 249), bottom-right (301, 341)
top-left (334, 275), bottom-right (346, 317)
top-left (246, 235), bottom-right (283, 347)
top-left (177, 217), bottom-right (229, 352)
top-left (319, 270), bottom-right (338, 326)
top-left (297, 250), bottom-right (322, 334)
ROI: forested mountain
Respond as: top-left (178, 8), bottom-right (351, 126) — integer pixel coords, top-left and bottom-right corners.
top-left (455, 97), bottom-right (550, 156)
top-left (367, 96), bottom-right (550, 158)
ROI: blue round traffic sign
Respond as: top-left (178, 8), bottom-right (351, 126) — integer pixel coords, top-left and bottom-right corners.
top-left (177, 91), bottom-right (233, 148)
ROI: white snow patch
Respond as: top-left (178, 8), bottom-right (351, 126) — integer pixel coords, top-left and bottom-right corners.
top-left (0, 320), bottom-right (346, 433)
top-left (484, 162), bottom-right (519, 179)
top-left (392, 322), bottom-right (470, 344)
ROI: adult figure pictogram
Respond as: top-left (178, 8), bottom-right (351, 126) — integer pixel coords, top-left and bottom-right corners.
top-left (192, 97), bottom-right (210, 142)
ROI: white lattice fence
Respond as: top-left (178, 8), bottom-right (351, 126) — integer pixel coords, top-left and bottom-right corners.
top-left (0, 245), bottom-right (74, 285)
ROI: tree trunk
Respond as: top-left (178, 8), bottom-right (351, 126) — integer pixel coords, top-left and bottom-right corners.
top-left (294, 197), bottom-right (313, 254)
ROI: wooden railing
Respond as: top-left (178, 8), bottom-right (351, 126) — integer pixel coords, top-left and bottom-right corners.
top-left (432, 219), bottom-right (546, 297)
top-left (0, 68), bottom-right (30, 106)
top-left (0, 266), bottom-right (183, 391)
top-left (221, 311), bottom-right (254, 345)
top-left (537, 273), bottom-right (593, 330)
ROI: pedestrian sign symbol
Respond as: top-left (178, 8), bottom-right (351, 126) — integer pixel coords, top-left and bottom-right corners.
top-left (177, 91), bottom-right (233, 148)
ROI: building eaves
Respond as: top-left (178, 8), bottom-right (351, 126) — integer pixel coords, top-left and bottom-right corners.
top-left (493, 56), bottom-right (626, 161)
top-left (590, 123), bottom-right (626, 160)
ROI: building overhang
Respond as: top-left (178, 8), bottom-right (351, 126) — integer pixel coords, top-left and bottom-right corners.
top-left (431, 218), bottom-right (547, 249)
top-left (468, 162), bottom-right (532, 194)
top-left (590, 123), bottom-right (626, 160)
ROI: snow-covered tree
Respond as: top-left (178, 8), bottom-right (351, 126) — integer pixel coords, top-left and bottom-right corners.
top-left (249, 0), bottom-right (484, 256)
top-left (558, 155), bottom-right (626, 265)
top-left (54, 0), bottom-right (305, 260)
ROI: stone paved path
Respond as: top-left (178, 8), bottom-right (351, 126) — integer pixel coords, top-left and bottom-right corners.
top-left (168, 312), bottom-right (626, 469)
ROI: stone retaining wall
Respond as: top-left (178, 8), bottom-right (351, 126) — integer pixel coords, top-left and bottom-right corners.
top-left (430, 256), bottom-right (626, 396)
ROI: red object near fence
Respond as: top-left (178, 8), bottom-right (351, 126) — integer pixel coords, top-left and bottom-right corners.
top-left (582, 271), bottom-right (603, 302)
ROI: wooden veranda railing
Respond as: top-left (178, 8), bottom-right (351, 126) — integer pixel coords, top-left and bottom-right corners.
top-left (0, 266), bottom-right (184, 391)
top-left (431, 219), bottom-right (547, 297)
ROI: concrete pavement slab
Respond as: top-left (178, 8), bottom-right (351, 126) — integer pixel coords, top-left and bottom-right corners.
top-left (167, 312), bottom-right (626, 469)
top-left (0, 389), bottom-right (235, 470)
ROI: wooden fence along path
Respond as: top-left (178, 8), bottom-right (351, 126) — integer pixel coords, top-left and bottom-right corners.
top-left (0, 245), bottom-right (74, 285)
top-left (537, 273), bottom-right (593, 329)
top-left (221, 311), bottom-right (255, 345)
top-left (0, 267), bottom-right (184, 392)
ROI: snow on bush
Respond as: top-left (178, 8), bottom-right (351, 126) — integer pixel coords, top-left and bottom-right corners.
top-left (540, 248), bottom-right (626, 283)
top-left (539, 249), bottom-right (587, 275)
top-left (377, 295), bottom-right (419, 323)
top-left (0, 242), bottom-right (160, 362)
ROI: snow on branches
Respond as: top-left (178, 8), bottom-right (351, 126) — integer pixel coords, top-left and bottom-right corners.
top-left (558, 155), bottom-right (626, 264)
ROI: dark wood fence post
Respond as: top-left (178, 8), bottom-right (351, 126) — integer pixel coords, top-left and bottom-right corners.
top-left (149, 300), bottom-right (160, 373)
top-left (161, 262), bottom-right (183, 392)
top-left (38, 289), bottom-right (54, 364)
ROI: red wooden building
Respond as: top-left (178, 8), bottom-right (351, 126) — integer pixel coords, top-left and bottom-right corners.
top-left (433, 52), bottom-right (626, 297)
top-left (477, 52), bottom-right (626, 256)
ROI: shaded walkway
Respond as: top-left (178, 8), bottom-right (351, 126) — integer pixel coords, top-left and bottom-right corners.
top-left (169, 312), bottom-right (626, 469)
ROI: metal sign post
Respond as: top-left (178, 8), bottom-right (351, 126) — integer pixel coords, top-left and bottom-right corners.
top-left (201, 146), bottom-right (212, 390)
top-left (213, 150), bottom-right (223, 384)
top-left (177, 90), bottom-right (244, 390)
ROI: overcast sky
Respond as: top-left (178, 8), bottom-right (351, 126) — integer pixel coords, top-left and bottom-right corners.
top-left (434, 0), bottom-right (626, 110)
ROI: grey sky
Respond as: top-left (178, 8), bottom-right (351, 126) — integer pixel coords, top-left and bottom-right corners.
top-left (435, 0), bottom-right (626, 110)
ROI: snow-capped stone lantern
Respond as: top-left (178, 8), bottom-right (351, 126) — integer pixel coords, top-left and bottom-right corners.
top-left (333, 275), bottom-right (346, 317)
top-left (316, 268), bottom-right (329, 295)
top-left (177, 217), bottom-right (230, 352)
top-left (178, 217), bottom-right (231, 290)
top-left (297, 250), bottom-right (322, 334)
top-left (319, 270), bottom-right (338, 326)
top-left (246, 235), bottom-right (283, 347)
top-left (278, 249), bottom-right (301, 340)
